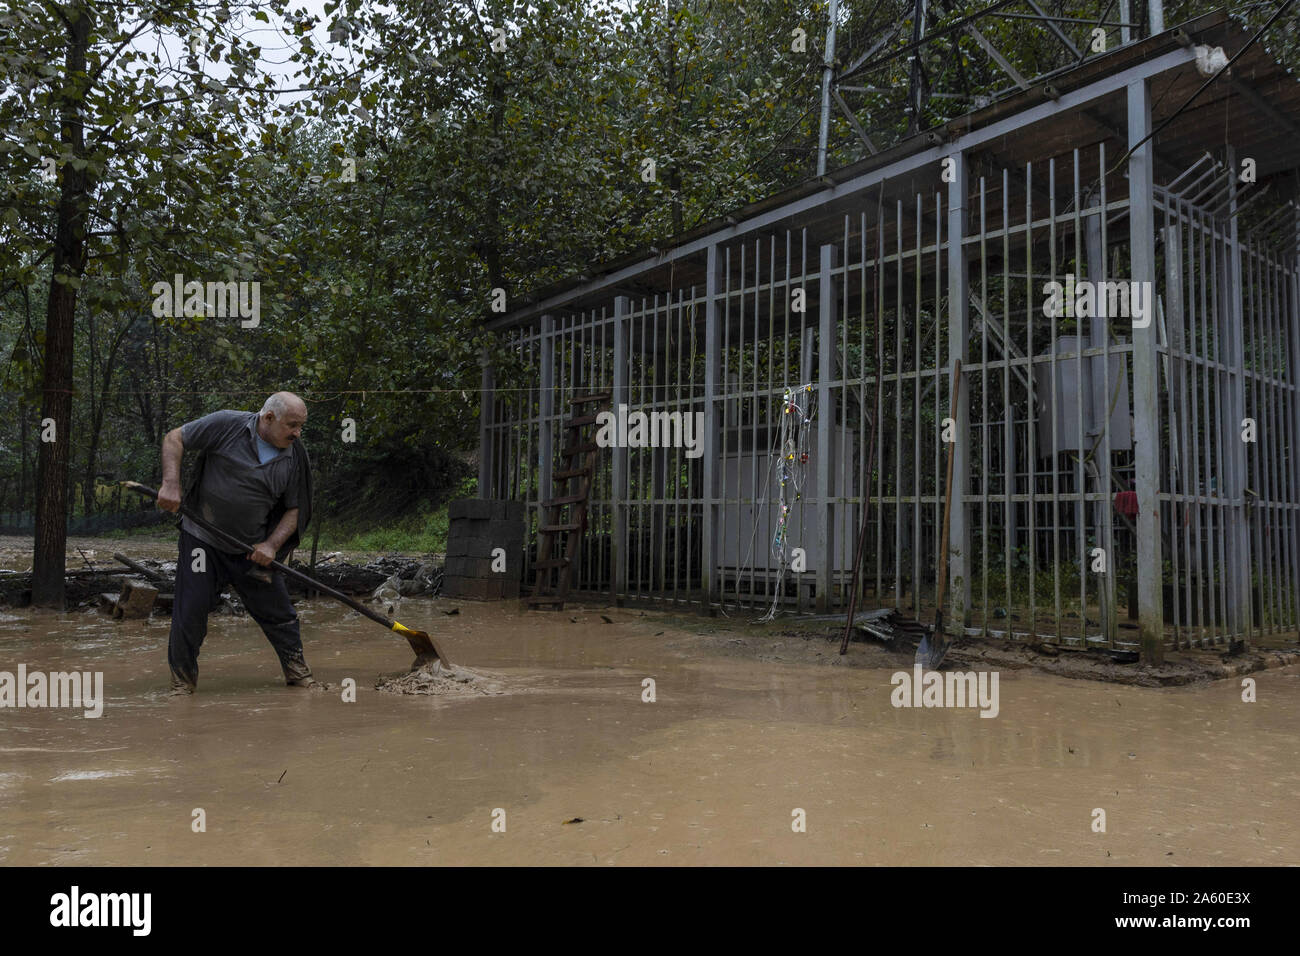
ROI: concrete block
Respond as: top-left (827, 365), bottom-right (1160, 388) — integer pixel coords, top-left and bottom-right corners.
top-left (498, 500), bottom-right (529, 524)
top-left (442, 576), bottom-right (507, 601)
top-left (444, 555), bottom-right (498, 578)
top-left (113, 578), bottom-right (159, 619)
top-left (446, 534), bottom-right (496, 558)
top-left (448, 498), bottom-right (495, 521)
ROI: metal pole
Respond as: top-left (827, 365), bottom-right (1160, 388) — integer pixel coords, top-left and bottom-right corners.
top-left (817, 0), bottom-right (840, 177)
top-left (538, 314), bottom-right (555, 508)
top-left (906, 0), bottom-right (927, 136)
top-left (1128, 78), bottom-right (1164, 663)
top-left (817, 242), bottom-right (838, 612)
top-left (611, 299), bottom-right (629, 604)
top-left (1290, 205), bottom-right (1300, 629)
top-left (1223, 147), bottom-right (1252, 647)
top-left (1164, 215), bottom-right (1191, 646)
top-left (702, 244), bottom-right (722, 606)
top-left (478, 345), bottom-right (494, 496)
top-left (1086, 203), bottom-right (1116, 646)
top-left (946, 148), bottom-right (970, 629)
top-left (1149, 0), bottom-right (1164, 35)
top-left (652, 295), bottom-right (667, 595)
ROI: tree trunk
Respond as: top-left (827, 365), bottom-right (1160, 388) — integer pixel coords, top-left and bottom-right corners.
top-left (83, 309), bottom-right (97, 519)
top-left (83, 315), bottom-right (137, 518)
top-left (18, 396), bottom-right (28, 512)
top-left (32, 3), bottom-right (93, 609)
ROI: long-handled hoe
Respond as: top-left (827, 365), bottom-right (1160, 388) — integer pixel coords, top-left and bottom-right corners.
top-left (123, 481), bottom-right (449, 670)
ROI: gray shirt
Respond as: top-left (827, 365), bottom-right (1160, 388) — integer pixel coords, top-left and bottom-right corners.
top-left (180, 410), bottom-right (300, 552)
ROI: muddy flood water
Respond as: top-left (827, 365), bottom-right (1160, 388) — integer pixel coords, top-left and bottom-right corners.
top-left (1, 588), bottom-right (1298, 865)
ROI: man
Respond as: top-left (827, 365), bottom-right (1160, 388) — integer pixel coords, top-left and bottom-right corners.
top-left (156, 392), bottom-right (319, 695)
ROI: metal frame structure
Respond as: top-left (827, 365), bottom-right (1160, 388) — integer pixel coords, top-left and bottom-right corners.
top-left (482, 9), bottom-right (1300, 660)
top-left (819, 0), bottom-right (1157, 172)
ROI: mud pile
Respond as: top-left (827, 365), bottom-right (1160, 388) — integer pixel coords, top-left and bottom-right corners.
top-left (375, 661), bottom-right (506, 698)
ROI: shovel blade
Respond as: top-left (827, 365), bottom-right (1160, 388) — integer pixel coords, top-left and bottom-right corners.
top-left (914, 634), bottom-right (932, 669)
top-left (915, 605), bottom-right (953, 669)
top-left (392, 622), bottom-right (451, 671)
top-left (914, 627), bottom-right (952, 670)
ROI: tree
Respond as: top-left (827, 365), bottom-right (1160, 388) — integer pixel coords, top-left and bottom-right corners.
top-left (0, 1), bottom-right (348, 606)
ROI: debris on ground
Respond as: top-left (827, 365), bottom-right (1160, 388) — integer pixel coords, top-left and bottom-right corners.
top-left (372, 573), bottom-right (404, 615)
top-left (375, 661), bottom-right (505, 698)
top-left (852, 607), bottom-right (915, 646)
top-left (371, 562), bottom-right (443, 609)
top-left (0, 551), bottom-right (444, 612)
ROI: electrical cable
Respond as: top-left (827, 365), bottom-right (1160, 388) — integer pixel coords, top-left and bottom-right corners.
top-left (1105, 0), bottom-right (1297, 182)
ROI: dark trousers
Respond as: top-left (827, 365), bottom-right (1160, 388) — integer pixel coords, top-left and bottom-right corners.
top-left (168, 528), bottom-right (311, 687)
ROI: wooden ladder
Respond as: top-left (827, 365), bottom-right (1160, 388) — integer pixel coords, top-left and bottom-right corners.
top-left (527, 391), bottom-right (609, 610)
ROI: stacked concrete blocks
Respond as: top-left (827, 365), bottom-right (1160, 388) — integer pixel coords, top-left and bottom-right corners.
top-left (442, 499), bottom-right (526, 600)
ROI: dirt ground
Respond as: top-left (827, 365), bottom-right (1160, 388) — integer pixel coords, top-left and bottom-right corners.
top-left (687, 612), bottom-right (1300, 687)
top-left (2, 561), bottom-right (1298, 865)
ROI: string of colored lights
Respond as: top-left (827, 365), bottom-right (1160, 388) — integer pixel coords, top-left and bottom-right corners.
top-left (757, 382), bottom-right (818, 623)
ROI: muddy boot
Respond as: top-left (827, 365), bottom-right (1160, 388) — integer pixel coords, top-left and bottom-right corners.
top-left (282, 656), bottom-right (324, 690)
top-left (286, 677), bottom-right (327, 691)
top-left (168, 675), bottom-right (196, 697)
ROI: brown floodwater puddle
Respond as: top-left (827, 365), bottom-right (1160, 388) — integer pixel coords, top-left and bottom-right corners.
top-left (0, 595), bottom-right (1296, 865)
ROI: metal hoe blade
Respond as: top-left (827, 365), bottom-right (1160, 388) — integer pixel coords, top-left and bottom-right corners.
top-left (915, 626), bottom-right (952, 670)
top-left (392, 622), bottom-right (450, 671)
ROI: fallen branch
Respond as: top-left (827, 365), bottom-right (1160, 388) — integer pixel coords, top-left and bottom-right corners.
top-left (113, 552), bottom-right (170, 583)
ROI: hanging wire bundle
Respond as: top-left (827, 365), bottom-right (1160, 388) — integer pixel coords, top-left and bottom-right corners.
top-left (757, 382), bottom-right (819, 622)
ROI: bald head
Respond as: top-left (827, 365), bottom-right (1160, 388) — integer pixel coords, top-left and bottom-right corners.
top-left (258, 392), bottom-right (307, 448)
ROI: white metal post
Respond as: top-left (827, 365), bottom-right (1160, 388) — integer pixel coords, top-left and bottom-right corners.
top-left (478, 346), bottom-right (494, 497)
top-left (946, 148), bottom-right (971, 628)
top-left (702, 245), bottom-right (723, 606)
top-left (1223, 147), bottom-right (1252, 646)
top-left (612, 298), bottom-right (629, 604)
top-left (816, 0), bottom-right (840, 177)
top-left (817, 242), bottom-right (838, 611)
top-left (1128, 78), bottom-right (1164, 663)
